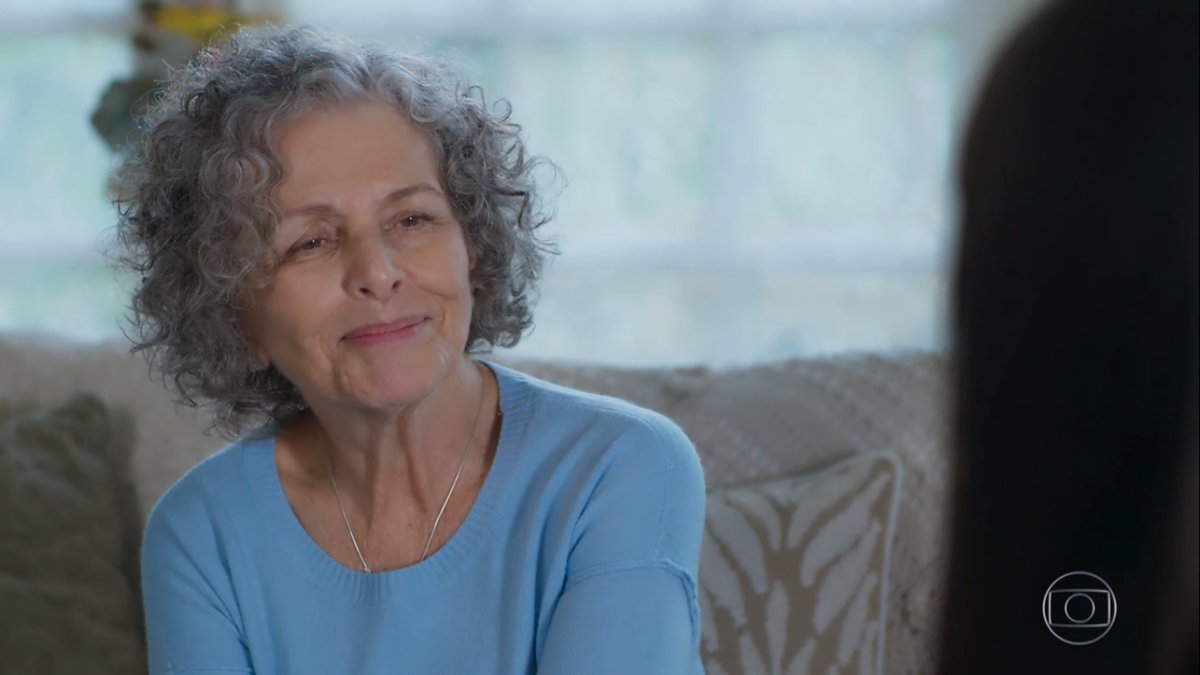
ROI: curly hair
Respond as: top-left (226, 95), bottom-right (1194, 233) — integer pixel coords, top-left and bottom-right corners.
top-left (114, 25), bottom-right (556, 437)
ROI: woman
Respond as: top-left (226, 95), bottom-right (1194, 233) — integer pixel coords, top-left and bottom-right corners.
top-left (940, 0), bottom-right (1197, 673)
top-left (117, 26), bottom-right (707, 675)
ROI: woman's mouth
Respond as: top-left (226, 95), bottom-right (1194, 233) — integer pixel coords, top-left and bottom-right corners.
top-left (342, 316), bottom-right (428, 346)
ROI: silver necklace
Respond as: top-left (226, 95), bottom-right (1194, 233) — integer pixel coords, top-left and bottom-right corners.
top-left (326, 371), bottom-right (486, 573)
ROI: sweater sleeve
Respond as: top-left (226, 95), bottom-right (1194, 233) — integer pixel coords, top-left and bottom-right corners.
top-left (141, 475), bottom-right (255, 675)
top-left (537, 414), bottom-right (707, 675)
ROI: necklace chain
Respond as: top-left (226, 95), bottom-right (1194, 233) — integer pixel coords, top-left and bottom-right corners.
top-left (326, 368), bottom-right (486, 573)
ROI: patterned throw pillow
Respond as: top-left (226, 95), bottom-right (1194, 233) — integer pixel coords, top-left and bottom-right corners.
top-left (0, 394), bottom-right (146, 675)
top-left (698, 452), bottom-right (901, 675)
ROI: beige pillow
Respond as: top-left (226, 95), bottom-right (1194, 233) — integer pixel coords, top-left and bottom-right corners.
top-left (0, 394), bottom-right (146, 675)
top-left (699, 451), bottom-right (901, 675)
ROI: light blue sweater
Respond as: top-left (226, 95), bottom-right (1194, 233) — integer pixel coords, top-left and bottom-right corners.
top-left (142, 362), bottom-right (707, 674)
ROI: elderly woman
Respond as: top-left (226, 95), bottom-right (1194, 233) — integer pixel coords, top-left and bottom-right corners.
top-left (117, 26), bottom-right (706, 675)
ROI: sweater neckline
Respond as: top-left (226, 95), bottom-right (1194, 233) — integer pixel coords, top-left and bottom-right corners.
top-left (241, 360), bottom-right (532, 601)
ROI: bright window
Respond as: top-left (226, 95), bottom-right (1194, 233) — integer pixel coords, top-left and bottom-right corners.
top-left (0, 0), bottom-right (1042, 365)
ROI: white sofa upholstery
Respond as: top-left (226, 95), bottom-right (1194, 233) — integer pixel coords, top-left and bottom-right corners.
top-left (0, 333), bottom-right (951, 674)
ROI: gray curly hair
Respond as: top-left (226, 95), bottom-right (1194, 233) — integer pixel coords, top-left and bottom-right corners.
top-left (114, 25), bottom-right (556, 437)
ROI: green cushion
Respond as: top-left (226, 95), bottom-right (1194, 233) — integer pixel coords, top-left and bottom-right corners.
top-left (0, 394), bottom-right (145, 674)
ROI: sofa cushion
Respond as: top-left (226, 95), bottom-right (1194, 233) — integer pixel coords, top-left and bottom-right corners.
top-left (0, 333), bottom-right (226, 525)
top-left (698, 451), bottom-right (900, 675)
top-left (0, 394), bottom-right (146, 675)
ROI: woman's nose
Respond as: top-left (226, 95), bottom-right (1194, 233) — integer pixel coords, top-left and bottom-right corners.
top-left (344, 234), bottom-right (403, 300)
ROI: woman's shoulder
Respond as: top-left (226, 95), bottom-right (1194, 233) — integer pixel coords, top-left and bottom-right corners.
top-left (489, 361), bottom-right (701, 482)
top-left (492, 361), bottom-right (689, 441)
top-left (144, 435), bottom-right (269, 536)
top-left (487, 363), bottom-right (706, 566)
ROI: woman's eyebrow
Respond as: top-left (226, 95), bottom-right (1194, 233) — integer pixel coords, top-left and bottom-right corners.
top-left (278, 203), bottom-right (337, 222)
top-left (279, 183), bottom-right (443, 221)
top-left (381, 182), bottom-right (443, 204)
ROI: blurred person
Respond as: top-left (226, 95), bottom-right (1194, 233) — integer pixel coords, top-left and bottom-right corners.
top-left (940, 0), bottom-right (1198, 673)
top-left (115, 26), bottom-right (706, 675)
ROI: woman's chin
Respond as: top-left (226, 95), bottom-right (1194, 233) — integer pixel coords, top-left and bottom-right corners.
top-left (337, 357), bottom-right (458, 411)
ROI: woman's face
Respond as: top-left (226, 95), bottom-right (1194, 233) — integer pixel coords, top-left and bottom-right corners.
top-left (241, 100), bottom-right (474, 413)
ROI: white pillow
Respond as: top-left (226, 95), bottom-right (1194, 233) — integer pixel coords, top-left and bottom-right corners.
top-left (698, 451), bottom-right (902, 675)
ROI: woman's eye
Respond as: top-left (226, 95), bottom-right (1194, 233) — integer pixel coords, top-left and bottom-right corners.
top-left (288, 237), bottom-right (330, 256)
top-left (395, 213), bottom-right (433, 229)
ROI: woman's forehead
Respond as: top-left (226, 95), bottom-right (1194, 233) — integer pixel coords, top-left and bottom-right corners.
top-left (271, 101), bottom-right (442, 213)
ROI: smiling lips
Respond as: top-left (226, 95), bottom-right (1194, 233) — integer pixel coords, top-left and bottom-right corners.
top-left (342, 316), bottom-right (427, 346)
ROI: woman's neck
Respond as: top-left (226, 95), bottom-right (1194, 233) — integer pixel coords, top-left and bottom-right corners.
top-left (285, 357), bottom-right (492, 521)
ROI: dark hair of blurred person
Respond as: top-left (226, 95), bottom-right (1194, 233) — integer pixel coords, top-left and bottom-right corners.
top-left (940, 0), bottom-right (1198, 673)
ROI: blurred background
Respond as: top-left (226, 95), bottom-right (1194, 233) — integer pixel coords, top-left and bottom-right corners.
top-left (0, 0), bottom-right (1042, 367)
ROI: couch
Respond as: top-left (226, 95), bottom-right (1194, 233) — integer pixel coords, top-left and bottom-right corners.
top-left (0, 332), bottom-right (951, 675)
